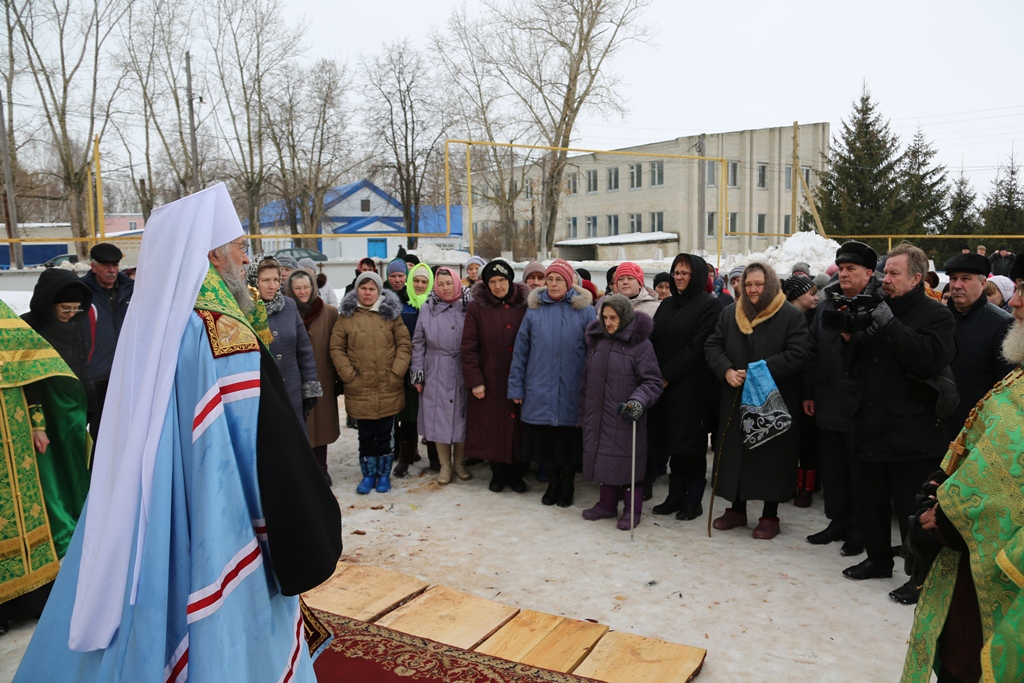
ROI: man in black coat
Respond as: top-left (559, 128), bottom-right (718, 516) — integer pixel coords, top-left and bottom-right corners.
top-left (804, 241), bottom-right (878, 556)
top-left (839, 243), bottom-right (956, 606)
top-left (943, 252), bottom-right (1015, 439)
top-left (988, 246), bottom-right (1015, 277)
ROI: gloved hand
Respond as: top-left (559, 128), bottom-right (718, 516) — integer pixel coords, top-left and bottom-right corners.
top-left (867, 300), bottom-right (893, 335)
top-left (617, 399), bottom-right (643, 422)
top-left (302, 396), bottom-right (317, 419)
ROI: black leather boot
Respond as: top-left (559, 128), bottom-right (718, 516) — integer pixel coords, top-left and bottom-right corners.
top-left (557, 465), bottom-right (575, 508)
top-left (541, 467), bottom-right (561, 506)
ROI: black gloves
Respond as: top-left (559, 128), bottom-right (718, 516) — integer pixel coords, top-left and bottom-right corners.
top-left (617, 400), bottom-right (643, 422)
top-left (302, 396), bottom-right (317, 419)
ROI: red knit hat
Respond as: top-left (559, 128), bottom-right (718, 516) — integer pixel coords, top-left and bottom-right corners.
top-left (545, 259), bottom-right (575, 287)
top-left (615, 261), bottom-right (645, 284)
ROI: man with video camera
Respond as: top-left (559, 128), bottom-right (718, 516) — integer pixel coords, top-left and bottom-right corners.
top-left (838, 242), bottom-right (955, 606)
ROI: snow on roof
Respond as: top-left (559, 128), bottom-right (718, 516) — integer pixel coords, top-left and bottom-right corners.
top-left (554, 232), bottom-right (680, 247)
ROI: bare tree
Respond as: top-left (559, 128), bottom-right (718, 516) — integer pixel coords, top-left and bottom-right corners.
top-left (363, 39), bottom-right (454, 249)
top-left (207, 0), bottom-right (302, 253)
top-left (479, 0), bottom-right (651, 255)
top-left (10, 0), bottom-right (133, 258)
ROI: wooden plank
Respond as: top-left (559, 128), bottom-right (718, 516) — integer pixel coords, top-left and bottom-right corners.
top-left (475, 610), bottom-right (565, 661)
top-left (518, 618), bottom-right (609, 673)
top-left (302, 563), bottom-right (429, 622)
top-left (374, 585), bottom-right (519, 650)
top-left (573, 631), bottom-right (707, 683)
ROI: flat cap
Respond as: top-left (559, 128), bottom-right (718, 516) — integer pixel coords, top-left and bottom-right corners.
top-left (943, 253), bottom-right (991, 276)
top-left (90, 243), bottom-right (123, 264)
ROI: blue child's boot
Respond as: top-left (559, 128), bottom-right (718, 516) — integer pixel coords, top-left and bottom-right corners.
top-left (356, 455), bottom-right (377, 495)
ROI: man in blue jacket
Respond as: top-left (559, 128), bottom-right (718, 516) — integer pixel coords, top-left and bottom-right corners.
top-left (79, 243), bottom-right (134, 440)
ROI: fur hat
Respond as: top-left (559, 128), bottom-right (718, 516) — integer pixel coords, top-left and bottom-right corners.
top-left (835, 241), bottom-right (878, 271)
top-left (943, 253), bottom-right (990, 276)
top-left (546, 259), bottom-right (575, 287)
top-left (523, 261), bottom-right (545, 280)
top-left (355, 271), bottom-right (383, 292)
top-left (599, 293), bottom-right (635, 335)
top-left (615, 261), bottom-right (645, 284)
top-left (481, 259), bottom-right (514, 285)
top-left (782, 274), bottom-right (814, 301)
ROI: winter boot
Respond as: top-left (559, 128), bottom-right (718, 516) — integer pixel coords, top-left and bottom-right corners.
top-left (488, 462), bottom-right (508, 493)
top-left (376, 454), bottom-right (394, 493)
top-left (582, 484), bottom-right (619, 520)
top-left (794, 469), bottom-right (815, 508)
top-left (712, 507), bottom-right (748, 530)
top-left (652, 472), bottom-right (686, 515)
top-left (676, 478), bottom-right (707, 521)
top-left (556, 464), bottom-right (575, 508)
top-left (506, 466), bottom-right (528, 493)
top-left (436, 444), bottom-right (453, 485)
top-left (642, 475), bottom-right (655, 502)
top-left (427, 441), bottom-right (441, 472)
top-left (752, 516), bottom-right (781, 539)
top-left (453, 443), bottom-right (472, 481)
top-left (541, 467), bottom-right (561, 506)
top-left (617, 486), bottom-right (643, 530)
top-left (356, 455), bottom-right (377, 495)
top-left (393, 441), bottom-right (413, 477)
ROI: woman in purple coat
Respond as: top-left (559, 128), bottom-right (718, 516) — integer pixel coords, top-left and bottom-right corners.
top-left (580, 295), bottom-right (663, 529)
top-left (411, 267), bottom-right (471, 485)
top-left (461, 259), bottom-right (530, 493)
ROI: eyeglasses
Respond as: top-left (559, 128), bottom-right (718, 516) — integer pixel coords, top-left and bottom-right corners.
top-left (55, 304), bottom-right (80, 315)
top-left (230, 239), bottom-right (250, 254)
top-left (672, 270), bottom-right (692, 277)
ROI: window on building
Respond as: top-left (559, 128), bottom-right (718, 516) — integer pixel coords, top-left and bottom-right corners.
top-left (360, 198), bottom-right (371, 212)
top-left (729, 212), bottom-right (737, 234)
top-left (757, 213), bottom-right (767, 234)
top-left (784, 165), bottom-right (792, 191)
top-left (706, 161), bottom-right (717, 186)
top-left (628, 213), bottom-right (642, 233)
top-left (650, 160), bottom-right (664, 187)
top-left (607, 214), bottom-right (619, 235)
top-left (803, 166), bottom-right (812, 188)
top-left (129, 220), bottom-right (138, 230)
top-left (783, 215), bottom-right (791, 234)
top-left (728, 161), bottom-right (739, 187)
top-left (524, 178), bottom-right (533, 199)
top-left (510, 179), bottom-right (518, 197)
top-left (650, 211), bottom-right (664, 232)
top-left (607, 166), bottom-right (619, 191)
top-left (566, 172), bottom-right (578, 195)
top-left (706, 211), bottom-right (716, 237)
top-left (757, 164), bottom-right (767, 189)
top-left (567, 216), bottom-right (577, 238)
top-left (629, 163), bottom-right (643, 189)
top-left (586, 170), bottom-right (598, 193)
top-left (586, 215), bottom-right (598, 237)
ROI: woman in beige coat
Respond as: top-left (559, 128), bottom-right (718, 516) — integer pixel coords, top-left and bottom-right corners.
top-left (288, 270), bottom-right (340, 485)
top-left (330, 271), bottom-right (412, 494)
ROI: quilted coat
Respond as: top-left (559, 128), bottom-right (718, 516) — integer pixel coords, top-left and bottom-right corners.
top-left (411, 291), bottom-right (471, 444)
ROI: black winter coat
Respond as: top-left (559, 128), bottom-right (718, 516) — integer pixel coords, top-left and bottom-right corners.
top-left (649, 255), bottom-right (720, 456)
top-left (944, 295), bottom-right (1015, 438)
top-left (78, 270), bottom-right (133, 381)
top-left (705, 295), bottom-right (809, 503)
top-left (841, 284), bottom-right (956, 462)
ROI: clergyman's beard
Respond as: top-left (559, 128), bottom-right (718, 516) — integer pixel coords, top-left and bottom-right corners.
top-left (1001, 320), bottom-right (1024, 365)
top-left (220, 262), bottom-right (255, 315)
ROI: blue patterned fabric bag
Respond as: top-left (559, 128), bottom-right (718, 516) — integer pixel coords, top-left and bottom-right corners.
top-left (740, 360), bottom-right (792, 449)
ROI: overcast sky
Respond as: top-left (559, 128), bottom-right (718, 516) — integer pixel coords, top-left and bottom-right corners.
top-left (289, 0), bottom-right (1023, 194)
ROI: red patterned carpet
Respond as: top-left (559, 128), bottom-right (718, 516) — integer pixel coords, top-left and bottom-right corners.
top-left (311, 609), bottom-right (601, 683)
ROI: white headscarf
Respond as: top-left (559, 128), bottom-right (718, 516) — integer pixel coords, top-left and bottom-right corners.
top-left (70, 184), bottom-right (243, 651)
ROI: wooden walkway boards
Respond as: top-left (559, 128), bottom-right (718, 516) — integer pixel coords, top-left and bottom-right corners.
top-left (304, 562), bottom-right (706, 682)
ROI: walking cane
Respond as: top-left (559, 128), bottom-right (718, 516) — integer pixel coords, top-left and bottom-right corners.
top-left (630, 420), bottom-right (637, 542)
top-left (707, 387), bottom-right (742, 538)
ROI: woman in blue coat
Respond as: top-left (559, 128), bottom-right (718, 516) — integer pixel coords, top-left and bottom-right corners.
top-left (579, 295), bottom-right (663, 529)
top-left (508, 259), bottom-right (596, 507)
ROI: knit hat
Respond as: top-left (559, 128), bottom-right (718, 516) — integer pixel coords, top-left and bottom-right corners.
top-left (605, 265), bottom-right (618, 287)
top-left (387, 258), bottom-right (408, 275)
top-left (275, 254), bottom-right (300, 271)
top-left (576, 267), bottom-right (592, 282)
top-left (523, 261), bottom-right (545, 280)
top-left (989, 275), bottom-right (1015, 304)
top-left (54, 284), bottom-right (88, 304)
top-left (943, 253), bottom-right (990, 276)
top-left (433, 266), bottom-right (463, 303)
top-left (465, 255), bottom-right (486, 274)
top-left (728, 266), bottom-right (745, 282)
top-left (405, 262), bottom-right (434, 309)
top-left (404, 254), bottom-right (420, 265)
top-left (481, 259), bottom-right (514, 285)
top-left (546, 259), bottom-right (575, 287)
top-left (791, 262), bottom-right (812, 277)
top-left (298, 257), bottom-right (317, 274)
top-left (354, 271), bottom-right (382, 292)
top-left (834, 241), bottom-right (877, 271)
top-left (653, 271), bottom-right (671, 288)
top-left (615, 261), bottom-right (645, 285)
top-left (825, 263), bottom-right (839, 277)
top-left (599, 293), bottom-right (635, 336)
top-left (782, 274), bottom-right (815, 301)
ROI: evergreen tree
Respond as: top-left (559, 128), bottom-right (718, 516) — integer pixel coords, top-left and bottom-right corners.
top-left (899, 127), bottom-right (948, 235)
top-left (815, 84), bottom-right (904, 253)
top-left (934, 171), bottom-right (981, 263)
top-left (981, 153), bottom-right (1024, 254)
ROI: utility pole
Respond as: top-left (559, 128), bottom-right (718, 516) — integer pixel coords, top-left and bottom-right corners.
top-left (0, 91), bottom-right (23, 269)
top-left (186, 51), bottom-right (201, 194)
top-left (791, 122), bottom-right (799, 236)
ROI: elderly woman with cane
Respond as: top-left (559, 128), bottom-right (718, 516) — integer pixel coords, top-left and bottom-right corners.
top-left (704, 262), bottom-right (809, 539)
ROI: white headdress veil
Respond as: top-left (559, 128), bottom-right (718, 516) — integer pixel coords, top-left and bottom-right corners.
top-left (70, 184), bottom-right (243, 651)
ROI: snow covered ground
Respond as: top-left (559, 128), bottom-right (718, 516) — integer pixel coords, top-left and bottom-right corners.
top-left (1, 396), bottom-right (920, 683)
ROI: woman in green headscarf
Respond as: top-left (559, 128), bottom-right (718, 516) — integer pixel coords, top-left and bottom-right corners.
top-left (392, 263), bottom-right (437, 474)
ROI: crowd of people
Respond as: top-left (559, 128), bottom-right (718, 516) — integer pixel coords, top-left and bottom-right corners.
top-left (2, 221), bottom-right (1022, 683)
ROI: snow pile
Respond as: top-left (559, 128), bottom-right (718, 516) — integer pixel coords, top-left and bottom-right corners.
top-left (0, 291), bottom-right (32, 315)
top-left (716, 231), bottom-right (841, 278)
top-left (409, 244), bottom-right (472, 264)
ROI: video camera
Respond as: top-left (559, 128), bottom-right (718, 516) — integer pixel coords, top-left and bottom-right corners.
top-left (821, 283), bottom-right (883, 334)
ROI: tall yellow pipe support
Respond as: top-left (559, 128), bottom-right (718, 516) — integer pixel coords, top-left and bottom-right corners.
top-left (93, 135), bottom-right (105, 239)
